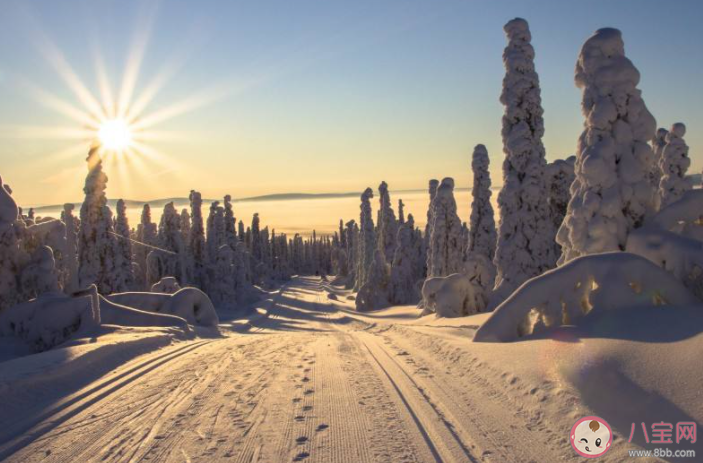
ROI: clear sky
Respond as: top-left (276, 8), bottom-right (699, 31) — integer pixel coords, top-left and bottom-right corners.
top-left (0, 0), bottom-right (701, 206)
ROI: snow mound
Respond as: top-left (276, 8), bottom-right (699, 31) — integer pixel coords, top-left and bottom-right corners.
top-left (421, 273), bottom-right (487, 318)
top-left (107, 287), bottom-right (219, 328)
top-left (150, 276), bottom-right (182, 294)
top-left (474, 252), bottom-right (697, 342)
top-left (0, 291), bottom-right (99, 352)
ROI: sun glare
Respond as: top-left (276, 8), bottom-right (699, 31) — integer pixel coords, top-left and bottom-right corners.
top-left (98, 119), bottom-right (132, 151)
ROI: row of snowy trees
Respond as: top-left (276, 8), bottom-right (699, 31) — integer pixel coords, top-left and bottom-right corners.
top-left (0, 143), bottom-right (339, 312)
top-left (341, 18), bottom-right (693, 317)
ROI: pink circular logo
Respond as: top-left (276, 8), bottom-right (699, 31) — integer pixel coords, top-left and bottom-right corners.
top-left (570, 416), bottom-right (612, 458)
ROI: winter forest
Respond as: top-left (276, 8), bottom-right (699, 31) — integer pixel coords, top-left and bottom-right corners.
top-left (1, 8), bottom-right (702, 463)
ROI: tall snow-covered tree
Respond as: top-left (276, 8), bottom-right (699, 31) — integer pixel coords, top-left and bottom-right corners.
top-left (180, 208), bottom-right (191, 245)
top-left (546, 157), bottom-right (576, 232)
top-left (398, 199), bottom-right (405, 225)
top-left (650, 128), bottom-right (669, 192)
top-left (78, 145), bottom-right (121, 293)
top-left (152, 202), bottom-right (187, 285)
top-left (189, 190), bottom-right (208, 289)
top-left (658, 123), bottom-right (691, 209)
top-left (135, 204), bottom-right (157, 289)
top-left (390, 220), bottom-right (417, 304)
top-left (377, 181), bottom-right (397, 263)
top-left (206, 201), bottom-right (225, 265)
top-left (494, 18), bottom-right (555, 297)
top-left (356, 249), bottom-right (390, 311)
top-left (224, 195), bottom-right (237, 248)
top-left (427, 178), bottom-right (463, 278)
top-left (423, 179), bottom-right (439, 263)
top-left (355, 188), bottom-right (376, 290)
top-left (557, 28), bottom-right (657, 263)
top-left (61, 203), bottom-right (79, 292)
top-left (467, 145), bottom-right (497, 262)
top-left (114, 199), bottom-right (134, 290)
top-left (0, 177), bottom-right (20, 311)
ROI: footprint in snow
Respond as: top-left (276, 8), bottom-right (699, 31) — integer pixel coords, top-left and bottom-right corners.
top-left (293, 452), bottom-right (310, 461)
top-left (302, 405), bottom-right (313, 411)
top-left (315, 424), bottom-right (329, 432)
top-left (296, 436), bottom-right (308, 445)
top-left (304, 389), bottom-right (314, 395)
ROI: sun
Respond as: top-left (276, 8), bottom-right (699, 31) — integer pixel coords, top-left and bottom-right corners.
top-left (98, 119), bottom-right (133, 151)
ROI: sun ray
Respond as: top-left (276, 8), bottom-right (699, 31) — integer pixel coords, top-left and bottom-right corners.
top-left (0, 125), bottom-right (94, 140)
top-left (20, 81), bottom-right (101, 129)
top-left (116, 0), bottom-right (158, 119)
top-left (94, 49), bottom-right (116, 120)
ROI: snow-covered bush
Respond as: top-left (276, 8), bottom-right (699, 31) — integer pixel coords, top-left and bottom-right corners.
top-left (426, 178), bottom-right (463, 278)
top-left (467, 144), bottom-right (497, 292)
top-left (557, 28), bottom-right (657, 264)
top-left (658, 123), bottom-right (691, 209)
top-left (0, 291), bottom-right (100, 352)
top-left (377, 181), bottom-right (398, 263)
top-left (107, 287), bottom-right (219, 327)
top-left (150, 276), bottom-right (182, 294)
top-left (421, 273), bottom-right (486, 318)
top-left (474, 252), bottom-right (697, 343)
top-left (355, 249), bottom-right (390, 311)
top-left (494, 18), bottom-right (555, 297)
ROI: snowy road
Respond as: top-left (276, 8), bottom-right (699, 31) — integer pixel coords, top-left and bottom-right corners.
top-left (0, 277), bottom-right (571, 463)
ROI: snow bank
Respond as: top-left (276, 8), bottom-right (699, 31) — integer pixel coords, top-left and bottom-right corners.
top-left (0, 291), bottom-right (99, 352)
top-left (475, 252), bottom-right (697, 342)
top-left (107, 287), bottom-right (219, 328)
top-left (150, 276), bottom-right (182, 294)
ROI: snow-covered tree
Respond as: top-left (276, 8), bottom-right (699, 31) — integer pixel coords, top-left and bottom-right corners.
top-left (546, 157), bottom-right (576, 232)
top-left (494, 18), bottom-right (555, 297)
top-left (377, 181), bottom-right (397, 263)
top-left (224, 195), bottom-right (237, 248)
top-left (189, 190), bottom-right (208, 289)
top-left (423, 179), bottom-right (439, 268)
top-left (557, 28), bottom-right (657, 263)
top-left (180, 208), bottom-right (191, 245)
top-left (398, 199), bottom-right (405, 225)
top-left (427, 178), bottom-right (463, 278)
top-left (356, 249), bottom-right (390, 311)
top-left (467, 145), bottom-right (497, 262)
top-left (650, 128), bottom-right (669, 191)
top-left (61, 203), bottom-right (79, 292)
top-left (658, 123), bottom-right (691, 209)
top-left (355, 188), bottom-right (376, 290)
top-left (389, 220), bottom-right (417, 304)
top-left (0, 177), bottom-right (20, 311)
top-left (151, 202), bottom-right (187, 286)
top-left (114, 199), bottom-right (134, 290)
top-left (78, 145), bottom-right (121, 294)
top-left (135, 204), bottom-right (157, 289)
top-left (206, 201), bottom-right (225, 265)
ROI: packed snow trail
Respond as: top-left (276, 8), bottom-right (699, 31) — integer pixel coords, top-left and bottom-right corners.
top-left (0, 277), bottom-right (570, 463)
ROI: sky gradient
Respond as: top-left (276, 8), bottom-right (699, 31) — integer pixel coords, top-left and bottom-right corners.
top-left (0, 0), bottom-right (701, 206)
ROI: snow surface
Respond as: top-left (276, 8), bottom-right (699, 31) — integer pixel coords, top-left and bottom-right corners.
top-left (1, 275), bottom-right (701, 462)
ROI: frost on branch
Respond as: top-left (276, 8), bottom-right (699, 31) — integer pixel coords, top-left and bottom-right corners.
top-left (557, 28), bottom-right (657, 264)
top-left (658, 123), bottom-right (691, 209)
top-left (494, 18), bottom-right (555, 298)
top-left (474, 253), bottom-right (696, 343)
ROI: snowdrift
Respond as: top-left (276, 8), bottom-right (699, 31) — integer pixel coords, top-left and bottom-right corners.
top-left (107, 287), bottom-right (219, 327)
top-left (474, 253), bottom-right (698, 342)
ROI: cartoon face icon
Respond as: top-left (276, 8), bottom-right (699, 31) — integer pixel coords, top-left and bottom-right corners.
top-left (570, 416), bottom-right (612, 458)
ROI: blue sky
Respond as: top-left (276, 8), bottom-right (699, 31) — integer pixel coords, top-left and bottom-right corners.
top-left (0, 0), bottom-right (701, 204)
